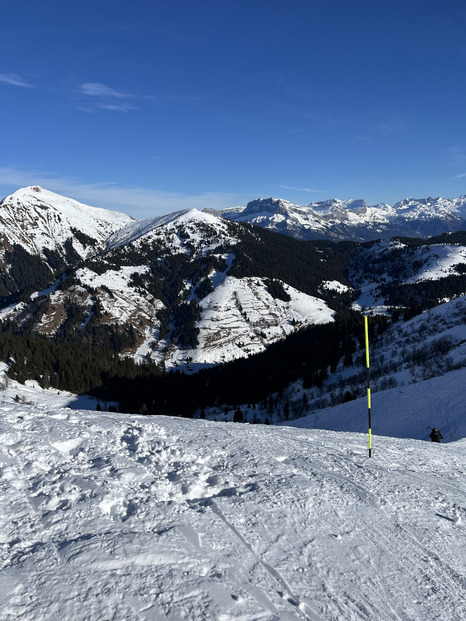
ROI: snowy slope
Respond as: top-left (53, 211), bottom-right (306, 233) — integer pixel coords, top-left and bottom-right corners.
top-left (289, 366), bottom-right (466, 443)
top-left (0, 264), bottom-right (163, 344)
top-left (350, 238), bottom-right (466, 313)
top-left (130, 275), bottom-right (334, 370)
top-left (0, 203), bottom-right (340, 370)
top-left (0, 186), bottom-right (133, 259)
top-left (283, 294), bottom-right (466, 434)
top-left (73, 265), bottom-right (163, 330)
top-left (160, 276), bottom-right (334, 369)
top-left (0, 401), bottom-right (465, 621)
top-left (106, 208), bottom-right (236, 252)
top-left (404, 244), bottom-right (466, 283)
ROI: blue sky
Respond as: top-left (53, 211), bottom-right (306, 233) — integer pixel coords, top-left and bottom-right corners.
top-left (1, 0), bottom-right (466, 218)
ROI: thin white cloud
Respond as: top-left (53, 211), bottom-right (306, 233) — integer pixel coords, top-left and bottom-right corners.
top-left (0, 167), bottom-right (250, 219)
top-left (79, 83), bottom-right (198, 113)
top-left (0, 73), bottom-right (33, 88)
top-left (98, 102), bottom-right (136, 112)
top-left (454, 173), bottom-right (466, 179)
top-left (79, 82), bottom-right (136, 113)
top-left (372, 116), bottom-right (405, 136)
top-left (280, 185), bottom-right (328, 193)
top-left (80, 82), bottom-right (128, 98)
top-left (349, 114), bottom-right (407, 146)
top-left (445, 146), bottom-right (466, 160)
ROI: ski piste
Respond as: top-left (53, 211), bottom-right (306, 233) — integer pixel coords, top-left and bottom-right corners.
top-left (1, 398), bottom-right (465, 620)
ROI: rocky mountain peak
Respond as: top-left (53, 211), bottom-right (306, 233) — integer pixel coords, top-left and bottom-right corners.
top-left (243, 197), bottom-right (295, 217)
top-left (218, 194), bottom-right (466, 241)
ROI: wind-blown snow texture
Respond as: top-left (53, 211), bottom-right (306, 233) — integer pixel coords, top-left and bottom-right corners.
top-left (1, 384), bottom-right (465, 620)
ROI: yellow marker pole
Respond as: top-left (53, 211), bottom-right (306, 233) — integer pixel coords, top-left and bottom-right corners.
top-left (364, 315), bottom-right (372, 457)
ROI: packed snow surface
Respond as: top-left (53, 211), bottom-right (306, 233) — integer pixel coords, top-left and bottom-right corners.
top-left (1, 401), bottom-right (465, 620)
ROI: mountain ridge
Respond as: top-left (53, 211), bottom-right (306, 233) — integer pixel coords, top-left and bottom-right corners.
top-left (1, 186), bottom-right (466, 375)
top-left (206, 194), bottom-right (466, 241)
top-left (3, 186), bottom-right (466, 250)
top-left (0, 189), bottom-right (352, 370)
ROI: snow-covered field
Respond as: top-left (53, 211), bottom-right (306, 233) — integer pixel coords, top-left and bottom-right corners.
top-left (1, 391), bottom-right (465, 620)
top-left (290, 366), bottom-right (466, 443)
top-left (405, 245), bottom-right (466, 283)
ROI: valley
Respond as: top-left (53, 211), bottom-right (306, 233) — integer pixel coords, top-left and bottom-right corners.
top-left (0, 186), bottom-right (465, 425)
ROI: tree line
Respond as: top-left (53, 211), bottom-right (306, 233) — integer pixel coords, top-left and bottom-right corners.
top-left (0, 310), bottom-right (388, 417)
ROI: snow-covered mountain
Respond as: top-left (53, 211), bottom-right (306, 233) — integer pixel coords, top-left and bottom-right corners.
top-left (0, 187), bottom-right (134, 306)
top-left (207, 195), bottom-right (466, 241)
top-left (2, 186), bottom-right (466, 374)
top-left (0, 191), bottom-right (347, 370)
top-left (0, 186), bottom-right (133, 260)
top-left (105, 207), bottom-right (234, 251)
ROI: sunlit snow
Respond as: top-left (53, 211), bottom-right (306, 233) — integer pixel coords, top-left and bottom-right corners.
top-left (0, 369), bottom-right (465, 620)
top-left (0, 187), bottom-right (132, 259)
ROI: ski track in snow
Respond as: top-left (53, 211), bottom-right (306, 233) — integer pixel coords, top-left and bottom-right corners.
top-left (1, 404), bottom-right (465, 621)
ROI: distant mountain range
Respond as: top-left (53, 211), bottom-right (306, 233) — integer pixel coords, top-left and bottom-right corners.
top-left (1, 186), bottom-right (466, 375)
top-left (206, 195), bottom-right (466, 241)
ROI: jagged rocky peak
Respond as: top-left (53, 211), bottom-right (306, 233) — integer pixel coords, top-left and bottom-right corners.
top-left (394, 197), bottom-right (425, 210)
top-left (218, 193), bottom-right (466, 241)
top-left (309, 198), bottom-right (367, 215)
top-left (242, 197), bottom-right (296, 216)
top-left (343, 198), bottom-right (367, 212)
top-left (393, 195), bottom-right (466, 215)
